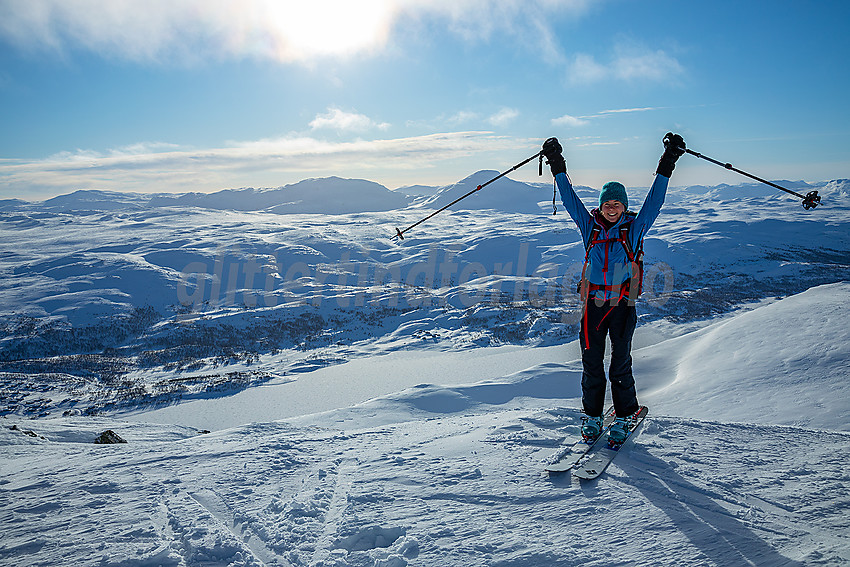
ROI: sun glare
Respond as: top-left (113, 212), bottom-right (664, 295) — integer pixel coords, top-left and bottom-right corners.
top-left (262, 1), bottom-right (396, 60)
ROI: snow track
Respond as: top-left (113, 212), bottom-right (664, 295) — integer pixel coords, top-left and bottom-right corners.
top-left (2, 407), bottom-right (848, 566)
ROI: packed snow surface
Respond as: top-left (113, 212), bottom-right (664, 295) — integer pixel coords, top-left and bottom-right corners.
top-left (2, 175), bottom-right (850, 566)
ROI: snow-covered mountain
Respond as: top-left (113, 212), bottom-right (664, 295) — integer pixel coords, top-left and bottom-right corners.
top-left (1, 174), bottom-right (849, 566)
top-left (421, 170), bottom-right (552, 214)
top-left (148, 177), bottom-right (411, 214)
top-left (28, 177), bottom-right (413, 214)
top-left (391, 184), bottom-right (441, 198)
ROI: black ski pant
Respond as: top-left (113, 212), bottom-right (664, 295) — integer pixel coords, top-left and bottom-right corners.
top-left (580, 296), bottom-right (640, 418)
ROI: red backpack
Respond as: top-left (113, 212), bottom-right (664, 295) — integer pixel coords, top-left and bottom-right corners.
top-left (577, 212), bottom-right (644, 305)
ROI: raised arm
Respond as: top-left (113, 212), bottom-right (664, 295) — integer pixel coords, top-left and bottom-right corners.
top-left (630, 133), bottom-right (686, 245)
top-left (542, 137), bottom-right (593, 239)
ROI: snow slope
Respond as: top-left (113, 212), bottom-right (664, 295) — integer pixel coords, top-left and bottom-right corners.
top-left (642, 282), bottom-right (850, 429)
top-left (2, 284), bottom-right (850, 566)
top-left (132, 283), bottom-right (850, 433)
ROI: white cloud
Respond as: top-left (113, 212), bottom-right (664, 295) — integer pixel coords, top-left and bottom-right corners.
top-left (552, 106), bottom-right (665, 128)
top-left (567, 43), bottom-right (684, 85)
top-left (0, 0), bottom-right (593, 64)
top-left (0, 131), bottom-right (524, 197)
top-left (44, 141), bottom-right (186, 163)
top-left (569, 54), bottom-right (609, 84)
top-left (416, 0), bottom-right (592, 60)
top-left (446, 111), bottom-right (480, 125)
top-left (551, 114), bottom-right (590, 127)
top-left (309, 108), bottom-right (390, 132)
top-left (487, 108), bottom-right (519, 127)
top-left (0, 0), bottom-right (398, 64)
top-left (595, 107), bottom-right (663, 116)
top-left (611, 47), bottom-right (683, 82)
top-left (405, 110), bottom-right (481, 130)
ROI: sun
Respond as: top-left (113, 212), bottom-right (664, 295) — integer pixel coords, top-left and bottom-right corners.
top-left (261, 0), bottom-right (397, 61)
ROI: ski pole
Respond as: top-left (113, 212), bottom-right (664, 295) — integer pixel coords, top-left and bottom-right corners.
top-left (392, 151), bottom-right (544, 240)
top-left (683, 148), bottom-right (821, 210)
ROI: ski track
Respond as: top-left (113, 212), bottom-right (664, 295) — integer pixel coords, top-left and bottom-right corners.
top-left (2, 409), bottom-right (849, 566)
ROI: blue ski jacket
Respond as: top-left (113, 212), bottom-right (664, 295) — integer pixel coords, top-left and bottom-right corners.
top-left (555, 172), bottom-right (670, 302)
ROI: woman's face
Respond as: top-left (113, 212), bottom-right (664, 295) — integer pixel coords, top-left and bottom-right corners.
top-left (601, 200), bottom-right (625, 223)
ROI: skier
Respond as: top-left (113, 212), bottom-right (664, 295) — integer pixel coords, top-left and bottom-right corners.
top-left (540, 133), bottom-right (685, 446)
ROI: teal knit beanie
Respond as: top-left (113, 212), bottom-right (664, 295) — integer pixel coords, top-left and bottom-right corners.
top-left (599, 181), bottom-right (628, 210)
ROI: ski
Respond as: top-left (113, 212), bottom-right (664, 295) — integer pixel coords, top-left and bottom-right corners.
top-left (545, 406), bottom-right (616, 474)
top-left (572, 405), bottom-right (648, 480)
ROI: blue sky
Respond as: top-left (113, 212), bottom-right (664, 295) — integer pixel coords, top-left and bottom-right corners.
top-left (1, 0), bottom-right (848, 199)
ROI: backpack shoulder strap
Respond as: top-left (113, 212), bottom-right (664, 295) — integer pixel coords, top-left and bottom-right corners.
top-left (618, 225), bottom-right (635, 262)
top-left (584, 225), bottom-right (602, 257)
top-left (617, 213), bottom-right (640, 261)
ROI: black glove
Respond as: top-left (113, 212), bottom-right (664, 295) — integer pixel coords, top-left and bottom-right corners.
top-left (541, 137), bottom-right (567, 176)
top-left (656, 132), bottom-right (685, 177)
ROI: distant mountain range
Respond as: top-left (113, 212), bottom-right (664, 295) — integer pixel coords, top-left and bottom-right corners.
top-left (5, 174), bottom-right (847, 215)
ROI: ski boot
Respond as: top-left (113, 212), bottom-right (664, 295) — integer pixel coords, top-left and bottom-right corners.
top-left (581, 414), bottom-right (604, 443)
top-left (607, 412), bottom-right (637, 448)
